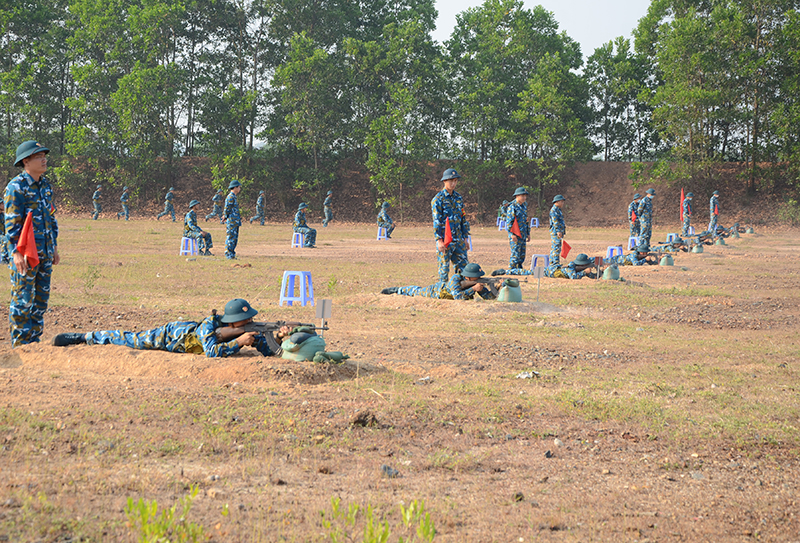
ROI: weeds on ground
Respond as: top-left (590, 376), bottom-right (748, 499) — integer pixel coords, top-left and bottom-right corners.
top-left (320, 497), bottom-right (436, 543)
top-left (125, 485), bottom-right (207, 542)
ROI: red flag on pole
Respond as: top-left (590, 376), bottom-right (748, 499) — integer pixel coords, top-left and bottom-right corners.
top-left (443, 217), bottom-right (452, 248)
top-left (17, 211), bottom-right (39, 269)
top-left (561, 240), bottom-right (571, 259)
top-left (714, 204), bottom-right (718, 216)
top-left (510, 217), bottom-right (522, 238)
top-left (680, 187), bottom-right (685, 222)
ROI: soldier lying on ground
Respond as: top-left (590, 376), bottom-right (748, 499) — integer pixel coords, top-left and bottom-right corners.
top-left (381, 262), bottom-right (496, 300)
top-left (604, 244), bottom-right (659, 266)
top-left (492, 253), bottom-right (600, 279)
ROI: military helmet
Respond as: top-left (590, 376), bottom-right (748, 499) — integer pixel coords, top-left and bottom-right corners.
top-left (188, 199), bottom-right (200, 208)
top-left (169, 187), bottom-right (175, 191)
top-left (713, 190), bottom-right (720, 195)
top-left (572, 253), bottom-right (592, 266)
top-left (602, 264), bottom-right (620, 281)
top-left (645, 188), bottom-right (656, 195)
top-left (441, 168), bottom-right (461, 181)
top-left (462, 263), bottom-right (485, 278)
top-left (552, 194), bottom-right (566, 203)
top-left (686, 192), bottom-right (694, 197)
top-left (14, 140), bottom-right (49, 167)
top-left (513, 187), bottom-right (529, 197)
top-left (692, 244), bottom-right (704, 253)
top-left (96, 184), bottom-right (102, 189)
top-left (381, 202), bottom-right (391, 208)
top-left (298, 202), bottom-right (308, 210)
top-left (217, 189), bottom-right (222, 193)
top-left (227, 180), bottom-right (240, 189)
top-left (636, 243), bottom-right (650, 253)
top-left (502, 200), bottom-right (509, 205)
top-left (123, 186), bottom-right (128, 191)
top-left (633, 193), bottom-right (641, 199)
top-left (327, 190), bottom-right (333, 195)
top-left (220, 298), bottom-right (259, 323)
top-left (259, 190), bottom-right (265, 194)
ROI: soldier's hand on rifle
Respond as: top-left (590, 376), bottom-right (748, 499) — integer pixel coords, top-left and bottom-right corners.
top-left (473, 283), bottom-right (484, 292)
top-left (276, 325), bottom-right (292, 340)
top-left (237, 331), bottom-right (258, 347)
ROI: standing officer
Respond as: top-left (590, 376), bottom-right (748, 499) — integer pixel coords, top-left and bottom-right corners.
top-left (293, 203), bottom-right (317, 248)
top-left (4, 140), bottom-right (60, 346)
top-left (184, 200), bottom-right (213, 256)
top-left (637, 188), bottom-right (656, 246)
top-left (323, 190), bottom-right (333, 227)
top-left (431, 168), bottom-right (470, 282)
top-left (205, 189), bottom-right (223, 222)
top-left (222, 180), bottom-right (242, 259)
top-left (249, 190), bottom-right (266, 225)
top-left (681, 192), bottom-right (693, 236)
top-left (628, 193), bottom-right (641, 237)
top-left (156, 187), bottom-right (175, 221)
top-left (549, 194), bottom-right (566, 267)
top-left (377, 202), bottom-right (395, 238)
top-left (506, 187), bottom-right (530, 270)
top-left (117, 186), bottom-right (130, 220)
top-left (91, 184), bottom-right (102, 220)
top-left (708, 190), bottom-right (720, 235)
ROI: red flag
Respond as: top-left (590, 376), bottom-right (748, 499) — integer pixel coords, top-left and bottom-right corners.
top-left (510, 217), bottom-right (522, 238)
top-left (680, 187), bottom-right (685, 222)
top-left (17, 211), bottom-right (39, 269)
top-left (443, 217), bottom-right (452, 248)
top-left (714, 204), bottom-right (718, 216)
top-left (631, 209), bottom-right (637, 221)
top-left (561, 240), bottom-right (571, 259)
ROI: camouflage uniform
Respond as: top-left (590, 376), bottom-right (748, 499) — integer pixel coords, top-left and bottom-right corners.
top-left (293, 208), bottom-right (317, 247)
top-left (117, 189), bottom-right (129, 220)
top-left (224, 190), bottom-right (241, 259)
top-left (323, 193), bottom-right (333, 227)
top-left (708, 194), bottom-right (719, 235)
top-left (681, 197), bottom-right (692, 236)
top-left (249, 193), bottom-right (266, 225)
top-left (91, 187), bottom-right (102, 220)
top-left (157, 189), bottom-right (175, 221)
top-left (544, 261), bottom-right (587, 279)
top-left (85, 313), bottom-right (274, 358)
top-left (505, 200), bottom-right (529, 269)
top-left (549, 204), bottom-right (565, 267)
top-left (604, 252), bottom-right (650, 266)
top-left (431, 189), bottom-right (470, 282)
top-left (0, 212), bottom-right (9, 264)
top-left (4, 171), bottom-right (59, 346)
top-left (184, 209), bottom-right (213, 252)
top-left (205, 192), bottom-right (223, 222)
top-left (394, 273), bottom-right (492, 300)
top-left (628, 199), bottom-right (640, 237)
top-left (377, 206), bottom-right (395, 237)
top-left (637, 196), bottom-right (654, 246)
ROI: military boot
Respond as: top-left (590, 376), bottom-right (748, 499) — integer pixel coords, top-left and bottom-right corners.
top-left (380, 287), bottom-right (398, 295)
top-left (491, 269), bottom-right (506, 276)
top-left (52, 333), bottom-right (87, 347)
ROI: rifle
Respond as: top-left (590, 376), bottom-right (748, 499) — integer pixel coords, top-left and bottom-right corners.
top-left (652, 241), bottom-right (688, 253)
top-left (459, 278), bottom-right (500, 298)
top-left (215, 318), bottom-right (328, 354)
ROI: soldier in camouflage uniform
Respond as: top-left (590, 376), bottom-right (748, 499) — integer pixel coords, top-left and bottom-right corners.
top-left (4, 141), bottom-right (60, 347)
top-left (545, 253), bottom-right (595, 279)
top-left (637, 188), bottom-right (656, 246)
top-left (91, 184), bottom-right (102, 220)
top-left (549, 194), bottom-right (566, 267)
top-left (205, 189), bottom-right (223, 222)
top-left (117, 186), bottom-right (130, 220)
top-left (293, 202), bottom-right (317, 248)
top-left (223, 180), bottom-right (242, 259)
top-left (381, 263), bottom-right (494, 300)
top-left (681, 192), bottom-right (693, 236)
top-left (708, 190), bottom-right (720, 235)
top-left (184, 200), bottom-right (213, 256)
top-left (603, 243), bottom-right (658, 266)
top-left (432, 168), bottom-right (470, 282)
top-left (628, 193), bottom-right (641, 237)
top-left (52, 298), bottom-right (283, 358)
top-left (377, 202), bottom-right (395, 238)
top-left (249, 190), bottom-right (266, 225)
top-left (156, 187), bottom-right (176, 221)
top-left (0, 211), bottom-right (9, 265)
top-left (506, 187), bottom-right (530, 269)
top-left (323, 190), bottom-right (333, 227)
top-left (497, 200), bottom-right (509, 223)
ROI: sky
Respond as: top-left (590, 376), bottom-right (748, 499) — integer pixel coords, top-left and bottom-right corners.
top-left (432, 0), bottom-right (652, 60)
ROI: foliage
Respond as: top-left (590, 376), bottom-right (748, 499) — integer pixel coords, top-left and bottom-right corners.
top-left (125, 485), bottom-right (207, 542)
top-left (320, 497), bottom-right (436, 543)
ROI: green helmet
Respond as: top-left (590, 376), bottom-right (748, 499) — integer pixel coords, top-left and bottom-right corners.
top-left (441, 168), bottom-right (461, 181)
top-left (14, 140), bottom-right (49, 167)
top-left (659, 255), bottom-right (674, 266)
top-left (220, 298), bottom-right (259, 323)
top-left (602, 264), bottom-right (620, 281)
top-left (462, 263), bottom-right (485, 278)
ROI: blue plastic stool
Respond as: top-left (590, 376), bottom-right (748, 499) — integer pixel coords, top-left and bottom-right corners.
top-left (628, 236), bottom-right (639, 250)
top-left (496, 217), bottom-right (502, 226)
top-left (530, 254), bottom-right (550, 270)
top-left (666, 233), bottom-right (679, 242)
top-left (180, 237), bottom-right (198, 256)
top-left (530, 217), bottom-right (539, 228)
top-left (606, 246), bottom-right (623, 259)
top-left (291, 232), bottom-right (305, 248)
top-left (498, 220), bottom-right (506, 231)
top-left (687, 226), bottom-right (695, 235)
top-left (466, 236), bottom-right (472, 251)
top-left (377, 227), bottom-right (388, 240)
top-left (279, 271), bottom-right (314, 307)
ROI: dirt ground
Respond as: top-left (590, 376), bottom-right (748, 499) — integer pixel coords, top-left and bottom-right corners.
top-left (1, 217), bottom-right (799, 542)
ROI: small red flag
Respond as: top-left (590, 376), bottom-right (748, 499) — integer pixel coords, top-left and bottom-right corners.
top-left (510, 217), bottom-right (522, 238)
top-left (17, 211), bottom-right (39, 269)
top-left (631, 209), bottom-right (637, 221)
top-left (680, 187), bottom-right (685, 222)
top-left (561, 240), bottom-right (571, 259)
top-left (714, 205), bottom-right (718, 216)
top-left (443, 217), bottom-right (453, 248)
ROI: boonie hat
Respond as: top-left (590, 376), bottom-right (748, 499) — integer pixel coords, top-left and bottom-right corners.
top-left (220, 298), bottom-right (259, 323)
top-left (462, 263), bottom-right (485, 278)
top-left (327, 190), bottom-right (333, 195)
top-left (228, 180), bottom-right (240, 189)
top-left (552, 194), bottom-right (566, 203)
top-left (259, 190), bottom-right (265, 194)
top-left (382, 202), bottom-right (391, 208)
top-left (636, 243), bottom-right (651, 253)
top-left (713, 190), bottom-right (719, 195)
top-left (572, 253), bottom-right (592, 266)
top-left (645, 188), bottom-right (656, 195)
top-left (513, 187), bottom-right (529, 196)
top-left (188, 199), bottom-right (200, 208)
top-left (441, 168), bottom-right (461, 181)
top-left (169, 187), bottom-right (175, 191)
top-left (298, 202), bottom-right (308, 210)
top-left (633, 193), bottom-right (641, 199)
top-left (14, 140), bottom-right (49, 168)
top-left (96, 184), bottom-right (102, 189)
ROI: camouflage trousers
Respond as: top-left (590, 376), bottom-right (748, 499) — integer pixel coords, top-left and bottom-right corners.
top-left (157, 203), bottom-right (175, 221)
top-left (86, 321), bottom-right (197, 352)
top-left (681, 216), bottom-right (691, 236)
top-left (549, 233), bottom-right (562, 267)
top-left (436, 239), bottom-right (469, 282)
top-left (639, 218), bottom-right (652, 246)
top-left (186, 230), bottom-right (213, 252)
top-left (397, 283), bottom-right (448, 299)
top-left (249, 209), bottom-right (265, 225)
top-left (377, 221), bottom-right (395, 237)
top-left (629, 220), bottom-right (640, 238)
top-left (117, 204), bottom-right (129, 220)
top-left (92, 201), bottom-right (101, 220)
top-left (294, 226), bottom-right (316, 247)
top-left (508, 237), bottom-right (526, 269)
top-left (9, 258), bottom-right (53, 347)
top-left (225, 223), bottom-right (240, 259)
top-left (205, 205), bottom-right (222, 223)
top-left (323, 207), bottom-right (332, 227)
top-left (708, 215), bottom-right (718, 236)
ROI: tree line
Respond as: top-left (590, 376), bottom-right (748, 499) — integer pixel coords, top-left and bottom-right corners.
top-left (2, 0), bottom-right (799, 212)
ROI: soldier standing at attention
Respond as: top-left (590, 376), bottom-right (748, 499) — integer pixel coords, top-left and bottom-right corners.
top-left (506, 187), bottom-right (530, 270)
top-left (323, 190), bottom-right (333, 227)
top-left (156, 187), bottom-right (175, 221)
top-left (4, 140), bottom-right (60, 347)
top-left (293, 203), bottom-right (317, 248)
top-left (637, 188), bottom-right (656, 247)
top-left (222, 180), bottom-right (242, 259)
top-left (205, 189), bottom-right (223, 222)
top-left (432, 168), bottom-right (470, 282)
top-left (681, 192), bottom-right (693, 236)
top-left (708, 190), bottom-right (720, 235)
top-left (184, 200), bottom-right (213, 256)
top-left (549, 194), bottom-right (566, 267)
top-left (91, 184), bottom-right (102, 220)
top-left (117, 186), bottom-right (130, 220)
top-left (377, 202), bottom-right (395, 238)
top-left (249, 190), bottom-right (266, 225)
top-left (628, 193), bottom-right (641, 237)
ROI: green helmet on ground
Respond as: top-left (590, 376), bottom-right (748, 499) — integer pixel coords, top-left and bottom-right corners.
top-left (602, 264), bottom-right (620, 280)
top-left (659, 255), bottom-right (674, 266)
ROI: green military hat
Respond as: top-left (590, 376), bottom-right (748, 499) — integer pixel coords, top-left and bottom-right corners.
top-left (686, 192), bottom-right (694, 197)
top-left (123, 186), bottom-right (128, 191)
top-left (513, 187), bottom-right (529, 196)
top-left (645, 188), bottom-right (656, 195)
top-left (188, 199), bottom-right (200, 208)
top-left (14, 140), bottom-right (49, 167)
top-left (228, 180), bottom-right (240, 189)
top-left (220, 298), bottom-right (259, 323)
top-left (441, 168), bottom-right (461, 181)
top-left (552, 194), bottom-right (565, 203)
top-left (713, 190), bottom-right (719, 195)
top-left (381, 202), bottom-right (391, 208)
top-left (633, 193), bottom-right (641, 199)
top-left (659, 255), bottom-right (674, 266)
top-left (636, 243), bottom-right (651, 253)
top-left (259, 190), bottom-right (265, 194)
top-left (96, 184), bottom-right (102, 189)
top-left (572, 253), bottom-right (592, 266)
top-left (327, 190), bottom-right (333, 195)
top-left (298, 202), bottom-right (308, 210)
top-left (462, 263), bottom-right (485, 278)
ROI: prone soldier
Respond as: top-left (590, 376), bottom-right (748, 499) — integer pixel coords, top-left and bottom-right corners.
top-left (381, 263), bottom-right (495, 300)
